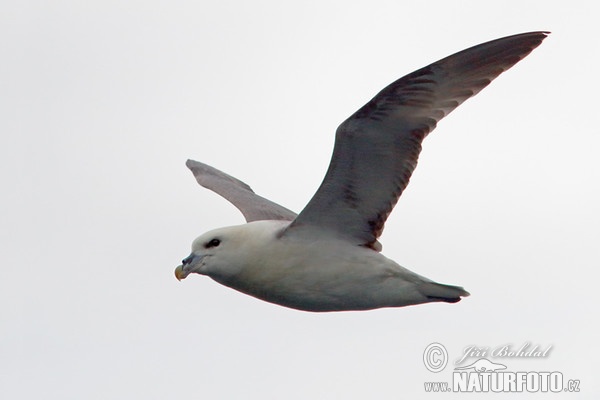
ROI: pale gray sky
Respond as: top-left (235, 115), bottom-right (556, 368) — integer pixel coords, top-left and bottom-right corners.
top-left (1, 1), bottom-right (598, 399)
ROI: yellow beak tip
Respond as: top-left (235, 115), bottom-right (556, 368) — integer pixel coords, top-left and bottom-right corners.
top-left (174, 265), bottom-right (185, 281)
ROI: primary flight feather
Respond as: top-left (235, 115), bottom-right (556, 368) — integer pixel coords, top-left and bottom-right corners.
top-left (175, 31), bottom-right (548, 312)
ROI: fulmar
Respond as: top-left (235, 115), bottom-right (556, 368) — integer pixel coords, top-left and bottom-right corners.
top-left (174, 32), bottom-right (548, 312)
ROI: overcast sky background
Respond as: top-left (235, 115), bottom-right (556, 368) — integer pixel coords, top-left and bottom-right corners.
top-left (2, 1), bottom-right (599, 398)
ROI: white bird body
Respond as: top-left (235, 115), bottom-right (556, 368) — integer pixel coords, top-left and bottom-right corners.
top-left (182, 220), bottom-right (467, 311)
top-left (174, 32), bottom-right (549, 312)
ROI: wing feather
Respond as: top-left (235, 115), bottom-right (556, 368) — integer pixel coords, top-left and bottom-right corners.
top-left (186, 159), bottom-right (297, 222)
top-left (286, 32), bottom-right (548, 247)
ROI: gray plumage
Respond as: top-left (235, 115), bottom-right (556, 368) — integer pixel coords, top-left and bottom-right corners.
top-left (177, 32), bottom-right (548, 312)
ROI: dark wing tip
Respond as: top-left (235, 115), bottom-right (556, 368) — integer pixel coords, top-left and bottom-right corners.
top-left (272, 32), bottom-right (551, 247)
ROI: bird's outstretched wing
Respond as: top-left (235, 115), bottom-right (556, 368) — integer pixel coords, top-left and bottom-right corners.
top-left (286, 31), bottom-right (549, 248)
top-left (186, 159), bottom-right (297, 222)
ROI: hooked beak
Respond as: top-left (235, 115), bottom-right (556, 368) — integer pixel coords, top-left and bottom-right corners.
top-left (174, 264), bottom-right (187, 281)
top-left (174, 253), bottom-right (201, 281)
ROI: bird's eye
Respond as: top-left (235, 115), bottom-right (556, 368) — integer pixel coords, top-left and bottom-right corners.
top-left (206, 238), bottom-right (221, 248)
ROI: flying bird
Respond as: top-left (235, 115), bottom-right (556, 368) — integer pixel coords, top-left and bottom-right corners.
top-left (174, 32), bottom-right (548, 312)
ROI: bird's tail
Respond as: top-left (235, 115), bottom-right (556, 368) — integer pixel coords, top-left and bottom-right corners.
top-left (419, 281), bottom-right (470, 303)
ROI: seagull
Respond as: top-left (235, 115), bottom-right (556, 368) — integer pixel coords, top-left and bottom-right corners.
top-left (174, 31), bottom-right (548, 312)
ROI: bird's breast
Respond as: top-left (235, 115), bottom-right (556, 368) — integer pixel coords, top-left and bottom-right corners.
top-left (211, 237), bottom-right (407, 311)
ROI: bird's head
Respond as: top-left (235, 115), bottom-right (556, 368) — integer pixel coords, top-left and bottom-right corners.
top-left (174, 221), bottom-right (287, 282)
top-left (174, 226), bottom-right (238, 281)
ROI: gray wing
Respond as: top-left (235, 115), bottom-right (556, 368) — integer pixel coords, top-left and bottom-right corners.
top-left (286, 31), bottom-right (549, 248)
top-left (186, 159), bottom-right (297, 222)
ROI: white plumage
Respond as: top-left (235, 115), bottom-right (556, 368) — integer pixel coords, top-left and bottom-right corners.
top-left (174, 32), bottom-right (548, 312)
